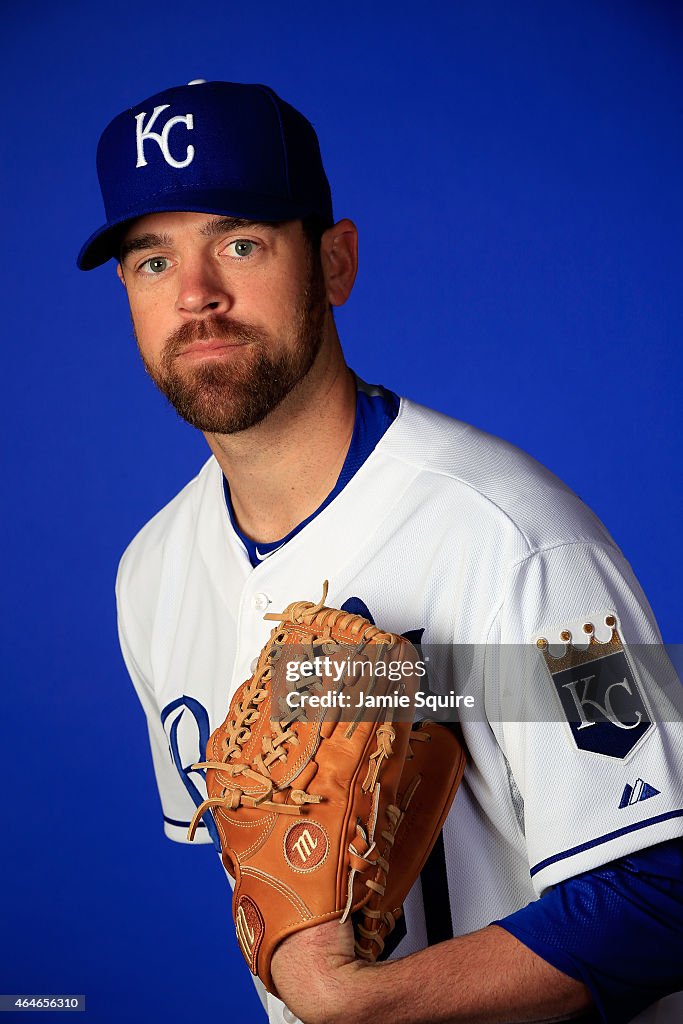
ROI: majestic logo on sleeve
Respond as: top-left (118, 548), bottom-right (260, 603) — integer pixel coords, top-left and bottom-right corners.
top-left (536, 612), bottom-right (652, 759)
top-left (619, 778), bottom-right (660, 809)
top-left (135, 105), bottom-right (195, 168)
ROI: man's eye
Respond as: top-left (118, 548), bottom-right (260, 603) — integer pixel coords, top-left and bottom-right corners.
top-left (140, 257), bottom-right (170, 274)
top-left (227, 240), bottom-right (256, 258)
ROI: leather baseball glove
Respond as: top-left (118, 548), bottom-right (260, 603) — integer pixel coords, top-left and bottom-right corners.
top-left (187, 583), bottom-right (466, 994)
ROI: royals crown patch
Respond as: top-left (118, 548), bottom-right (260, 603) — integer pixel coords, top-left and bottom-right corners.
top-left (535, 612), bottom-right (653, 759)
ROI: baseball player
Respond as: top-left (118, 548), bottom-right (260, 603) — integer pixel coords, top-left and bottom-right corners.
top-left (78, 81), bottom-right (683, 1023)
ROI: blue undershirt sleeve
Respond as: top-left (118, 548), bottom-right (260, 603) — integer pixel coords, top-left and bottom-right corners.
top-left (494, 838), bottom-right (683, 1023)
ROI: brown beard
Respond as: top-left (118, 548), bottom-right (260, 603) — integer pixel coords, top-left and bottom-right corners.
top-left (136, 259), bottom-right (328, 434)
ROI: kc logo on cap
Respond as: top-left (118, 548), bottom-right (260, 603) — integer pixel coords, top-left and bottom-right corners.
top-left (135, 105), bottom-right (196, 169)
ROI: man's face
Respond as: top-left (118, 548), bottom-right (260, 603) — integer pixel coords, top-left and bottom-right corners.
top-left (117, 212), bottom-right (328, 434)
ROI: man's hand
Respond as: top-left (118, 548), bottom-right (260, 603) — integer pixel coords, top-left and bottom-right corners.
top-left (271, 918), bottom-right (373, 1024)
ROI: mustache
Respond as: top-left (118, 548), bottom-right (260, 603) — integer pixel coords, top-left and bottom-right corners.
top-left (163, 315), bottom-right (266, 358)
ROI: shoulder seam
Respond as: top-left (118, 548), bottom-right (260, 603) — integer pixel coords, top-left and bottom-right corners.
top-left (381, 448), bottom-right (537, 551)
top-left (380, 452), bottom-right (619, 570)
top-left (505, 538), bottom-right (622, 574)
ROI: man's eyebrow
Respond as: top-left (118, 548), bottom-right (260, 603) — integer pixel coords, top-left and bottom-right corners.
top-left (198, 216), bottom-right (276, 237)
top-left (120, 233), bottom-right (173, 261)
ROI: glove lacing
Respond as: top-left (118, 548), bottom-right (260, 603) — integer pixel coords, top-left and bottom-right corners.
top-left (352, 727), bottom-right (432, 958)
top-left (187, 626), bottom-right (321, 838)
top-left (187, 581), bottom-right (401, 841)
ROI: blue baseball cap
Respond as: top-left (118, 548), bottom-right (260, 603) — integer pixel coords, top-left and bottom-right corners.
top-left (77, 80), bottom-right (334, 271)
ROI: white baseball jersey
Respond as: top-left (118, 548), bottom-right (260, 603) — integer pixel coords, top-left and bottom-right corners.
top-left (116, 395), bottom-right (683, 1023)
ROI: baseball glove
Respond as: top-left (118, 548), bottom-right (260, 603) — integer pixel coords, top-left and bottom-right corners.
top-left (187, 583), bottom-right (465, 993)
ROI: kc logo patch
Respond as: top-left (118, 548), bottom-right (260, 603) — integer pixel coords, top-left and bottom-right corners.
top-left (536, 612), bottom-right (652, 759)
top-left (135, 104), bottom-right (195, 169)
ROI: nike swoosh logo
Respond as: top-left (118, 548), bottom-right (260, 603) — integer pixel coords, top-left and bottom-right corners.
top-left (255, 543), bottom-right (285, 561)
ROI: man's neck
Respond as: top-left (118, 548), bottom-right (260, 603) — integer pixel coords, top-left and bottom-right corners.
top-left (203, 331), bottom-right (357, 545)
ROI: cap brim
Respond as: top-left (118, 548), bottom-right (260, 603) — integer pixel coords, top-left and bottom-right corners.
top-left (76, 190), bottom-right (324, 270)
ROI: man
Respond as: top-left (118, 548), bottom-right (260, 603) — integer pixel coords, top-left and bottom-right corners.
top-left (78, 81), bottom-right (683, 1023)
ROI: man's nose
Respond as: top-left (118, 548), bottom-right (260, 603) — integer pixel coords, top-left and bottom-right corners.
top-left (175, 261), bottom-right (232, 316)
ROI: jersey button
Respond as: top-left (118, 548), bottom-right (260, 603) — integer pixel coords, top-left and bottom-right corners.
top-left (251, 592), bottom-right (271, 611)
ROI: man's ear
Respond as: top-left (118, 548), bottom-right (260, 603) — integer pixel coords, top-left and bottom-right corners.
top-left (116, 263), bottom-right (126, 287)
top-left (320, 219), bottom-right (358, 307)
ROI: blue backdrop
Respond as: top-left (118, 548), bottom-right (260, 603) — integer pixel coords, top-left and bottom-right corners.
top-left (2, 2), bottom-right (681, 1021)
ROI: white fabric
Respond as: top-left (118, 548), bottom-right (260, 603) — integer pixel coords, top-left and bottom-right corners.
top-left (116, 397), bottom-right (683, 1023)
